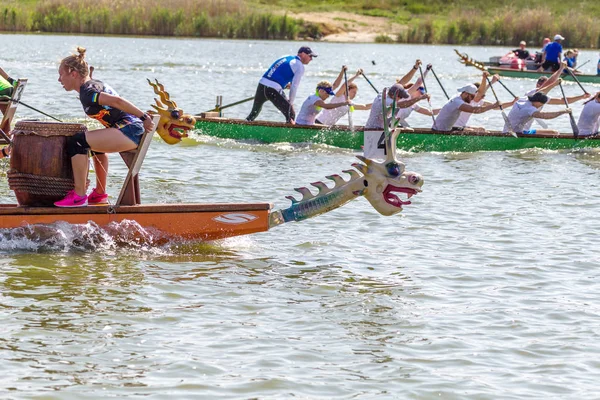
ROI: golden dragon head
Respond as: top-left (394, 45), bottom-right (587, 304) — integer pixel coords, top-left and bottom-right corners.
top-left (147, 79), bottom-right (196, 145)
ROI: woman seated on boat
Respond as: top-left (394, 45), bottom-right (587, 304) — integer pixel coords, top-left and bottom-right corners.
top-left (364, 83), bottom-right (429, 130)
top-left (504, 93), bottom-right (571, 135)
top-left (432, 85), bottom-right (500, 132)
top-left (454, 72), bottom-right (518, 132)
top-left (295, 81), bottom-right (351, 126)
top-left (577, 91), bottom-right (600, 136)
top-left (395, 82), bottom-right (440, 127)
top-left (315, 69), bottom-right (372, 126)
top-left (54, 47), bottom-right (154, 207)
top-left (0, 67), bottom-right (17, 116)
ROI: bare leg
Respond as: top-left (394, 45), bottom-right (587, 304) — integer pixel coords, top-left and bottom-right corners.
top-left (92, 153), bottom-right (109, 193)
top-left (71, 154), bottom-right (89, 196)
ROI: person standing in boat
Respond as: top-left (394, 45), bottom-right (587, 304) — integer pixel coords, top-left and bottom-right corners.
top-left (540, 34), bottom-right (564, 72)
top-left (315, 68), bottom-right (372, 126)
top-left (295, 81), bottom-right (351, 126)
top-left (364, 83), bottom-right (429, 130)
top-left (504, 92), bottom-right (571, 135)
top-left (577, 92), bottom-right (600, 136)
top-left (432, 85), bottom-right (500, 131)
top-left (246, 46), bottom-right (316, 124)
top-left (54, 47), bottom-right (155, 207)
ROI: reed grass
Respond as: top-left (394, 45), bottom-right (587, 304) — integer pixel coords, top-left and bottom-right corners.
top-left (0, 0), bottom-right (305, 39)
top-left (1, 0), bottom-right (600, 48)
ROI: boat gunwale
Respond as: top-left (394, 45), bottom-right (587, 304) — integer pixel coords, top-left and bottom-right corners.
top-left (0, 202), bottom-right (273, 215)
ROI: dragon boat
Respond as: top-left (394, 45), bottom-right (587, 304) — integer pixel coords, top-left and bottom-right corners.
top-left (0, 83), bottom-right (423, 241)
top-left (455, 49), bottom-right (600, 84)
top-left (193, 115), bottom-right (600, 152)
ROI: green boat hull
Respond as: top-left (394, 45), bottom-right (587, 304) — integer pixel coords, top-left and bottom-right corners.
top-left (487, 67), bottom-right (600, 84)
top-left (194, 117), bottom-right (600, 152)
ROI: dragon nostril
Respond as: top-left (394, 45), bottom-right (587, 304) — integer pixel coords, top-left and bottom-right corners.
top-left (409, 175), bottom-right (420, 184)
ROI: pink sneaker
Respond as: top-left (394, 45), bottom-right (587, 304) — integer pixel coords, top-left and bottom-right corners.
top-left (88, 188), bottom-right (108, 204)
top-left (54, 190), bottom-right (88, 207)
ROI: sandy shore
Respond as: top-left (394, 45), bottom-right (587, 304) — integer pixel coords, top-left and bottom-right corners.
top-left (285, 11), bottom-right (404, 43)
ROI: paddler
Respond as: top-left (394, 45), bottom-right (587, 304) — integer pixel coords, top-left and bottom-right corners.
top-left (0, 67), bottom-right (17, 116)
top-left (295, 80), bottom-right (351, 126)
top-left (503, 92), bottom-right (571, 135)
top-left (453, 72), bottom-right (518, 132)
top-left (364, 83), bottom-right (429, 130)
top-left (577, 91), bottom-right (600, 136)
top-left (315, 68), bottom-right (372, 126)
top-left (246, 46), bottom-right (316, 124)
top-left (432, 84), bottom-right (500, 131)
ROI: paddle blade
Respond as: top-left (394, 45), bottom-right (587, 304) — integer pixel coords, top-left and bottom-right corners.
top-left (569, 114), bottom-right (579, 139)
top-left (501, 112), bottom-right (518, 138)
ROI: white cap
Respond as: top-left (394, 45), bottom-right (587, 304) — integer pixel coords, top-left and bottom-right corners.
top-left (457, 84), bottom-right (477, 95)
top-left (554, 34), bottom-right (565, 41)
top-left (519, 40), bottom-right (526, 45)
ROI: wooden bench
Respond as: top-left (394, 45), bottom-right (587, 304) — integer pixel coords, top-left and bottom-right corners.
top-left (0, 79), bottom-right (27, 143)
top-left (115, 115), bottom-right (160, 206)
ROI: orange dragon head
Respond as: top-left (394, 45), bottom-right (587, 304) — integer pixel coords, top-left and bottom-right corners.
top-left (147, 79), bottom-right (196, 145)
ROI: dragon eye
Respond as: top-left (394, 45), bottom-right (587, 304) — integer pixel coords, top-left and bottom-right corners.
top-left (170, 109), bottom-right (181, 119)
top-left (386, 162), bottom-right (401, 177)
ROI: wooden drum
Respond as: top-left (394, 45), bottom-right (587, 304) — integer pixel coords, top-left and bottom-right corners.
top-left (8, 121), bottom-right (88, 206)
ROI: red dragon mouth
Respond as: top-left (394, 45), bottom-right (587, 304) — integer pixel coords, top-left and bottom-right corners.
top-left (383, 185), bottom-right (418, 208)
top-left (168, 124), bottom-right (191, 140)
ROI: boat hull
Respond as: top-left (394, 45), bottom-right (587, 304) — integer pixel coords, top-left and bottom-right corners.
top-left (194, 117), bottom-right (600, 152)
top-left (487, 67), bottom-right (600, 84)
top-left (0, 203), bottom-right (272, 241)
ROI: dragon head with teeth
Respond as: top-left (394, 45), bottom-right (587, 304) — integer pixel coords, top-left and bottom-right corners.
top-left (147, 79), bottom-right (196, 145)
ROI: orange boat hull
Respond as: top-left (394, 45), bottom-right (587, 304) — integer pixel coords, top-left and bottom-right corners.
top-left (0, 203), bottom-right (272, 241)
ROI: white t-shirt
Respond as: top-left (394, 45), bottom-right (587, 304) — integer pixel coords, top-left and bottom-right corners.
top-left (395, 104), bottom-right (426, 127)
top-left (365, 93), bottom-right (393, 130)
top-left (433, 94), bottom-right (465, 131)
top-left (296, 94), bottom-right (322, 125)
top-left (454, 99), bottom-right (484, 127)
top-left (577, 100), bottom-right (600, 135)
top-left (315, 95), bottom-right (348, 126)
top-left (505, 99), bottom-right (538, 132)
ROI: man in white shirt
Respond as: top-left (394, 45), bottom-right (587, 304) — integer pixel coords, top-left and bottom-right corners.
top-left (432, 84), bottom-right (499, 131)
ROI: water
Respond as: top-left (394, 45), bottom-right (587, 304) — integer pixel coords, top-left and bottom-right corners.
top-left (1, 34), bottom-right (600, 399)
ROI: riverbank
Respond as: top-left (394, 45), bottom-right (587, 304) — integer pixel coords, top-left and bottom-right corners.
top-left (1, 0), bottom-right (599, 48)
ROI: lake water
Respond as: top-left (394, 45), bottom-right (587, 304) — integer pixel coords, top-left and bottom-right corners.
top-left (1, 34), bottom-right (600, 399)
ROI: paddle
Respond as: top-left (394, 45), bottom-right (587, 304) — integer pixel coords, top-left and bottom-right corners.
top-left (202, 96), bottom-right (254, 114)
top-left (565, 68), bottom-right (589, 96)
top-left (418, 65), bottom-right (436, 126)
top-left (343, 68), bottom-right (354, 131)
top-left (0, 96), bottom-right (63, 122)
top-left (486, 76), bottom-right (517, 137)
top-left (558, 80), bottom-right (579, 139)
top-left (361, 72), bottom-right (380, 94)
top-left (430, 67), bottom-right (449, 100)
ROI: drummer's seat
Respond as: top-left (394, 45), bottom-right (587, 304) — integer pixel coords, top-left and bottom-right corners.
top-left (0, 79), bottom-right (27, 144)
top-left (115, 114), bottom-right (160, 206)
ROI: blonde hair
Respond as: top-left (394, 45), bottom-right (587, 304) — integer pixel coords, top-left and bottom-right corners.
top-left (60, 46), bottom-right (89, 78)
top-left (316, 80), bottom-right (332, 89)
top-left (348, 82), bottom-right (358, 90)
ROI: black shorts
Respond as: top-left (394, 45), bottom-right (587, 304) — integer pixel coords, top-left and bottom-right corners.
top-left (542, 60), bottom-right (560, 72)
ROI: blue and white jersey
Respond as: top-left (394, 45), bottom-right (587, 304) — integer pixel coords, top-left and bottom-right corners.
top-left (259, 55), bottom-right (305, 104)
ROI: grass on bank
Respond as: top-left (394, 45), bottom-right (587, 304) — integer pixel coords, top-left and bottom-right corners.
top-left (1, 0), bottom-right (600, 47)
